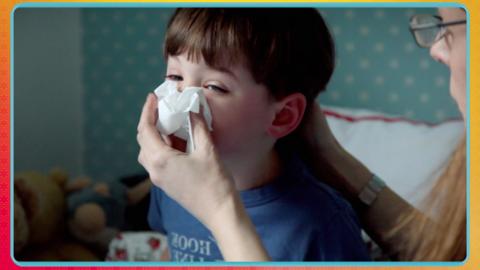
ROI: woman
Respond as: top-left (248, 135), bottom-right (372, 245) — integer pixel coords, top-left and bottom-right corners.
top-left (136, 7), bottom-right (466, 261)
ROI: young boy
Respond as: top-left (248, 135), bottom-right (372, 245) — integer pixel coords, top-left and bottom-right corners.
top-left (147, 8), bottom-right (370, 261)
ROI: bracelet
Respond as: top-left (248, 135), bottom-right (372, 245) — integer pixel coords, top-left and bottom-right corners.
top-left (358, 174), bottom-right (386, 206)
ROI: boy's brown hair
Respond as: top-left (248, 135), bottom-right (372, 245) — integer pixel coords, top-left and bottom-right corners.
top-left (164, 8), bottom-right (335, 103)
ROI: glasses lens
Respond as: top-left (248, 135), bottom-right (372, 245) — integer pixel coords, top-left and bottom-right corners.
top-left (410, 15), bottom-right (442, 47)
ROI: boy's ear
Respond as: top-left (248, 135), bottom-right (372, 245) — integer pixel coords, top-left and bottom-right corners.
top-left (267, 93), bottom-right (307, 139)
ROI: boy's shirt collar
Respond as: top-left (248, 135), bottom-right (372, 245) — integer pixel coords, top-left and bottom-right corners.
top-left (239, 154), bottom-right (306, 208)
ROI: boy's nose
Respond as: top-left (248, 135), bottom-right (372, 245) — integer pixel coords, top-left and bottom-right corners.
top-left (176, 79), bottom-right (201, 92)
top-left (176, 83), bottom-right (184, 92)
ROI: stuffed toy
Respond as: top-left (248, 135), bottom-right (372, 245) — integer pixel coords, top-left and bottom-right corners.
top-left (65, 176), bottom-right (151, 254)
top-left (14, 168), bottom-right (98, 261)
top-left (14, 169), bottom-right (66, 252)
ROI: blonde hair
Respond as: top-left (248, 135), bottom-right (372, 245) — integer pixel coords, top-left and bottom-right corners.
top-left (393, 134), bottom-right (466, 260)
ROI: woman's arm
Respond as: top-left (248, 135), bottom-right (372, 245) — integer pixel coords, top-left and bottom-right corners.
top-left (137, 94), bottom-right (269, 261)
top-left (300, 103), bottom-right (422, 259)
top-left (306, 143), bottom-right (413, 258)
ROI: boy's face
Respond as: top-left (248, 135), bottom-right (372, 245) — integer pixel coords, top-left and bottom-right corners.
top-left (165, 53), bottom-right (277, 162)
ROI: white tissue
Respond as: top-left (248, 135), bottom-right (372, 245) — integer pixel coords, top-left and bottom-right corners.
top-left (153, 80), bottom-right (213, 153)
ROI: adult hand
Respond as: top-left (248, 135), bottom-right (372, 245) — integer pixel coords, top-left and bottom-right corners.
top-left (298, 103), bottom-right (342, 187)
top-left (300, 102), bottom-right (341, 156)
top-left (299, 102), bottom-right (371, 200)
top-left (301, 103), bottom-right (428, 260)
top-left (136, 93), bottom-right (237, 229)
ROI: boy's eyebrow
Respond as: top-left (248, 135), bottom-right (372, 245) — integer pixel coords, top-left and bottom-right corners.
top-left (214, 66), bottom-right (238, 82)
top-left (168, 55), bottom-right (180, 63)
top-left (170, 55), bottom-right (239, 81)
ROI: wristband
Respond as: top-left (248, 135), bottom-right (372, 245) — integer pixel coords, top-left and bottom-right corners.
top-left (358, 174), bottom-right (386, 206)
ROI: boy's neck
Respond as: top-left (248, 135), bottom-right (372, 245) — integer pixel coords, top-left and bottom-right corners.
top-left (227, 149), bottom-right (281, 191)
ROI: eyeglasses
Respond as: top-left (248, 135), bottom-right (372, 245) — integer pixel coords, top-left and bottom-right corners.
top-left (409, 14), bottom-right (466, 48)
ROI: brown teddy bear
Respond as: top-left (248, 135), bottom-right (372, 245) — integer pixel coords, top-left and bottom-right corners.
top-left (14, 169), bottom-right (99, 261)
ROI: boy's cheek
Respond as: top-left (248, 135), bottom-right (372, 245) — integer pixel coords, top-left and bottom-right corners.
top-left (205, 97), bottom-right (272, 141)
top-left (210, 116), bottom-right (260, 147)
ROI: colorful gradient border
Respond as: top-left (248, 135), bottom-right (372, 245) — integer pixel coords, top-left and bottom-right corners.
top-left (2, 0), bottom-right (478, 269)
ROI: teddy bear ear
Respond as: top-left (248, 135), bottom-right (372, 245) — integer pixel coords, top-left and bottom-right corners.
top-left (50, 167), bottom-right (68, 188)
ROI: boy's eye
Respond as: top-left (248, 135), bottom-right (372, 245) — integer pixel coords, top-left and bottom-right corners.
top-left (165, 74), bottom-right (183, 81)
top-left (204, 84), bottom-right (228, 93)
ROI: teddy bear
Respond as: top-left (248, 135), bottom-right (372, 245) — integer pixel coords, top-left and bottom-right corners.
top-left (65, 175), bottom-right (152, 256)
top-left (14, 168), bottom-right (152, 261)
top-left (14, 168), bottom-right (99, 261)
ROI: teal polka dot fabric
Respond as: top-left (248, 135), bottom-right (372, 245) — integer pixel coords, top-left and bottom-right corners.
top-left (81, 8), bottom-right (459, 180)
top-left (83, 9), bottom-right (174, 179)
top-left (319, 8), bottom-right (457, 120)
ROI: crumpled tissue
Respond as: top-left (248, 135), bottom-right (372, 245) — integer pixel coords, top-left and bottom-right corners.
top-left (153, 80), bottom-right (213, 153)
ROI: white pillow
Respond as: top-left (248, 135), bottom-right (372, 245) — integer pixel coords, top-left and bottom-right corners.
top-left (323, 106), bottom-right (464, 208)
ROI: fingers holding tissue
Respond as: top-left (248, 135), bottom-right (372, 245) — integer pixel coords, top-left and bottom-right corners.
top-left (137, 80), bottom-right (213, 173)
top-left (190, 106), bottom-right (215, 153)
top-left (137, 79), bottom-right (213, 166)
top-left (154, 80), bottom-right (213, 153)
top-left (136, 81), bottom-right (236, 228)
top-left (137, 93), bottom-right (174, 175)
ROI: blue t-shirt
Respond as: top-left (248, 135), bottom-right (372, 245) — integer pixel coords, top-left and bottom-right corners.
top-left (148, 156), bottom-right (370, 261)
